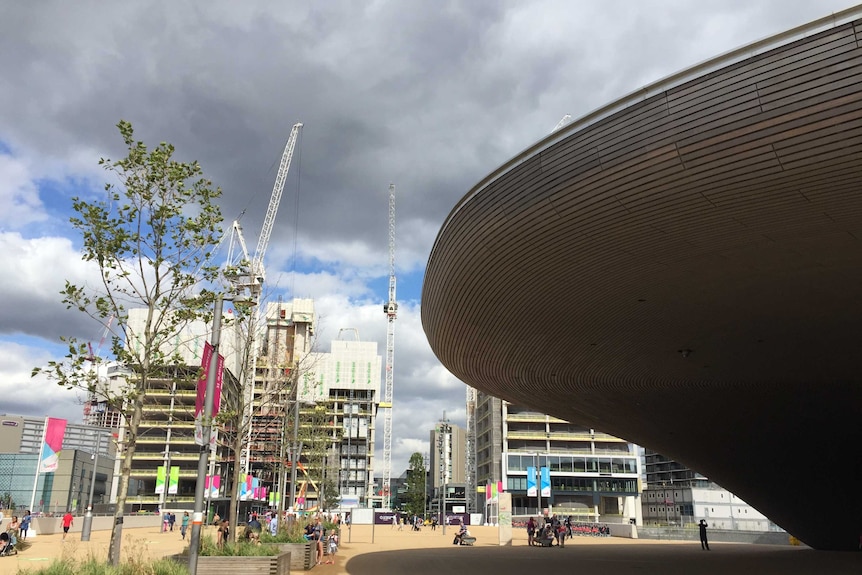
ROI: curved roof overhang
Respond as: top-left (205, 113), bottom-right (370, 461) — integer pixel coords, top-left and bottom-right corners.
top-left (422, 8), bottom-right (862, 551)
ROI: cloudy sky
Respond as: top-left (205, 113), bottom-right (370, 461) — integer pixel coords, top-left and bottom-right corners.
top-left (1, 0), bottom-right (856, 475)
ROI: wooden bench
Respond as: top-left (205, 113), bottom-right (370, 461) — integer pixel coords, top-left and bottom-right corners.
top-left (195, 552), bottom-right (290, 575)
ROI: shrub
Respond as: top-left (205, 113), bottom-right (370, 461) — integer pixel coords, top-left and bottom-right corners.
top-left (259, 520), bottom-right (309, 544)
top-left (198, 536), bottom-right (279, 557)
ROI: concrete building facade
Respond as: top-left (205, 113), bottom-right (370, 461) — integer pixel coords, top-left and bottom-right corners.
top-left (642, 450), bottom-right (775, 531)
top-left (473, 393), bottom-right (642, 523)
top-left (428, 422), bottom-right (467, 516)
top-left (301, 336), bottom-right (381, 507)
top-left (0, 415), bottom-right (115, 514)
top-left (107, 308), bottom-right (243, 509)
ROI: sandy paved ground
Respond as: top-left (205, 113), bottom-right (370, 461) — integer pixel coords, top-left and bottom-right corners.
top-left (5, 523), bottom-right (860, 574)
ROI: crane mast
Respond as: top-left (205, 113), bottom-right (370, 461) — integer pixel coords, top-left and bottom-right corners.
top-left (223, 122), bottom-right (303, 475)
top-left (381, 183), bottom-right (397, 507)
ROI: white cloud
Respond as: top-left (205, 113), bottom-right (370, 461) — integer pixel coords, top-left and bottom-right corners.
top-left (0, 154), bottom-right (48, 229)
top-left (0, 232), bottom-right (102, 339)
top-left (0, 342), bottom-right (85, 422)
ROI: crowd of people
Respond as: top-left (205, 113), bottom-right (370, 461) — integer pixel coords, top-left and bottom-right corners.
top-left (525, 515), bottom-right (612, 546)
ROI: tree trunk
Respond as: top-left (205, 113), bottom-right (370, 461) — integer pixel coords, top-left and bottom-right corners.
top-left (108, 393), bottom-right (144, 565)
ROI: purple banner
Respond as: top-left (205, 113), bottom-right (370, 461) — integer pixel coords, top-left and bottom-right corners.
top-left (374, 511), bottom-right (401, 525)
top-left (444, 513), bottom-right (470, 526)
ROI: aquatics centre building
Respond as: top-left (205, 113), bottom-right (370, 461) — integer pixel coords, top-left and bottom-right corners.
top-left (422, 7), bottom-right (862, 551)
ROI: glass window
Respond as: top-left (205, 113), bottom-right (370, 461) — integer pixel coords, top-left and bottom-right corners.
top-left (508, 454), bottom-right (520, 471)
top-left (598, 458), bottom-right (612, 473)
top-left (506, 476), bottom-right (526, 491)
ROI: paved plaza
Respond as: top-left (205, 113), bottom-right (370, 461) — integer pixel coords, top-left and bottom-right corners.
top-left (4, 523), bottom-right (860, 574)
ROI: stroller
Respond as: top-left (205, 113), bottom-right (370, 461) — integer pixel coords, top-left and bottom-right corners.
top-left (0, 532), bottom-right (17, 556)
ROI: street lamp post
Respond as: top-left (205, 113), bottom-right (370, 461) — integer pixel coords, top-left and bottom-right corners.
top-left (80, 432), bottom-right (102, 541)
top-left (188, 293), bottom-right (229, 574)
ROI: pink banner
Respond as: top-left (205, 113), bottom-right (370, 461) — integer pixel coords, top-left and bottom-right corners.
top-left (195, 342), bottom-right (223, 446)
top-left (40, 418), bottom-right (67, 472)
top-left (195, 342), bottom-right (213, 418)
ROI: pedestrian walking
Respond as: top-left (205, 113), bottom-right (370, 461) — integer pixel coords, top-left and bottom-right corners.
top-left (61, 511), bottom-right (74, 540)
top-left (180, 511), bottom-right (189, 540)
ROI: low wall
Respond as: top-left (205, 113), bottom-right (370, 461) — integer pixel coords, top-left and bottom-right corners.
top-left (30, 514), bottom-right (162, 536)
top-left (637, 527), bottom-right (794, 546)
top-left (607, 523), bottom-right (637, 539)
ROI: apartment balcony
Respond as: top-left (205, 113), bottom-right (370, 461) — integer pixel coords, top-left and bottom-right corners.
top-left (146, 390), bottom-right (197, 400)
top-left (506, 413), bottom-right (549, 423)
top-left (137, 437), bottom-right (199, 446)
top-left (507, 430), bottom-right (604, 442)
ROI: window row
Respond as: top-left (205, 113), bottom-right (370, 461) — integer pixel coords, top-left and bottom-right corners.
top-left (507, 454), bottom-right (637, 474)
top-left (506, 476), bottom-right (638, 494)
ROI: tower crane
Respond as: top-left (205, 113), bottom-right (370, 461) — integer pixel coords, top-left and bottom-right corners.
top-left (381, 184), bottom-right (397, 507)
top-left (223, 122), bottom-right (303, 474)
top-left (552, 114), bottom-right (572, 132)
top-left (226, 122), bottom-right (303, 297)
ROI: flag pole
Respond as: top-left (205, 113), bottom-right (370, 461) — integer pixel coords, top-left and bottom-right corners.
top-left (29, 417), bottom-right (49, 513)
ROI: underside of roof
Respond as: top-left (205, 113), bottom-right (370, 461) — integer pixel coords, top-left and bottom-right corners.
top-left (422, 15), bottom-right (862, 551)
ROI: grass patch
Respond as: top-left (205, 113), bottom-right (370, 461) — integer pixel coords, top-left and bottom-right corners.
top-left (16, 557), bottom-right (189, 575)
top-left (16, 535), bottom-right (190, 575)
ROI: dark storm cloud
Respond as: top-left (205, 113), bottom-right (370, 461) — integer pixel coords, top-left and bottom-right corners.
top-left (0, 1), bottom-right (516, 274)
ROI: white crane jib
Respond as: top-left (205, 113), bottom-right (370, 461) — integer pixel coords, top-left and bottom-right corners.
top-left (227, 122), bottom-right (303, 294)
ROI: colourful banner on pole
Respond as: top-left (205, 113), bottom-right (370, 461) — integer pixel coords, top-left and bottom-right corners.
top-left (156, 465), bottom-right (167, 495)
top-left (527, 466), bottom-right (537, 497)
top-left (40, 418), bottom-right (67, 473)
top-left (195, 342), bottom-right (224, 447)
top-left (239, 473), bottom-right (251, 500)
top-left (169, 466), bottom-right (179, 495)
top-left (540, 466), bottom-right (551, 498)
top-left (205, 474), bottom-right (221, 499)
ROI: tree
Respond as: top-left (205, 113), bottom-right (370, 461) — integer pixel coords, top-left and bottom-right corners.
top-left (33, 120), bottom-right (222, 565)
top-left (403, 452), bottom-right (427, 518)
top-left (217, 306), bottom-right (327, 537)
top-left (296, 402), bottom-right (342, 511)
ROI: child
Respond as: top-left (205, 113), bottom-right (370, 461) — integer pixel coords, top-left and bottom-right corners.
top-left (324, 530), bottom-right (338, 564)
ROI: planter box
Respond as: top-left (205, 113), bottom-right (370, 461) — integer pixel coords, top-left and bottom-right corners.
top-left (271, 542), bottom-right (315, 571)
top-left (196, 551), bottom-right (291, 575)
